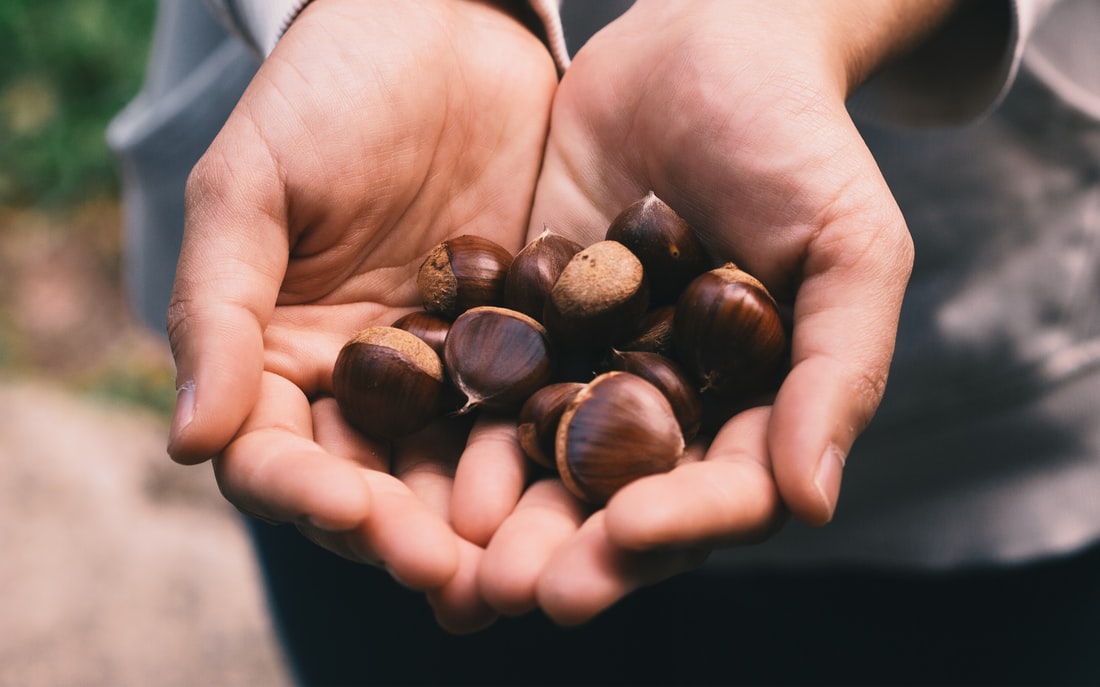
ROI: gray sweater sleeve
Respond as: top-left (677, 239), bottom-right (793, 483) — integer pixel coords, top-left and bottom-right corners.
top-left (848, 0), bottom-right (1058, 128)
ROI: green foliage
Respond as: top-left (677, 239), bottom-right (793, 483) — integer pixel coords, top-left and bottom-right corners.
top-left (0, 0), bottom-right (156, 207)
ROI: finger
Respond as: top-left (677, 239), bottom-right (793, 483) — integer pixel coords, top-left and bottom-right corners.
top-left (167, 130), bottom-right (288, 464)
top-left (391, 416), bottom-right (472, 520)
top-left (535, 512), bottom-right (709, 627)
top-left (353, 472), bottom-right (461, 590)
top-left (311, 398), bottom-right (463, 585)
top-left (311, 396), bottom-right (390, 472)
top-left (604, 406), bottom-right (786, 550)
top-left (427, 538), bottom-right (499, 635)
top-left (770, 186), bottom-right (913, 526)
top-left (451, 416), bottom-right (529, 546)
top-left (214, 372), bottom-right (372, 531)
top-left (478, 479), bottom-right (588, 616)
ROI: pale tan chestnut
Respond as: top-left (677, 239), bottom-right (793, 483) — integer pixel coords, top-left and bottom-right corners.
top-left (542, 240), bottom-right (650, 351)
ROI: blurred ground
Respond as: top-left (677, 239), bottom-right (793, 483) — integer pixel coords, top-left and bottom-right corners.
top-left (0, 202), bottom-right (293, 686)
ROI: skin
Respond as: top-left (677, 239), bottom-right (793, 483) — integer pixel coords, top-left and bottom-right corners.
top-left (459, 0), bottom-right (956, 625)
top-left (168, 0), bottom-right (959, 631)
top-left (165, 0), bottom-right (556, 632)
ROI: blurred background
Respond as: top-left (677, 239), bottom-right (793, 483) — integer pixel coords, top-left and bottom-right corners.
top-left (1, 1), bottom-right (291, 684)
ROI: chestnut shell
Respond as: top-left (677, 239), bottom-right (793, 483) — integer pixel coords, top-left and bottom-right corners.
top-left (555, 371), bottom-right (684, 505)
top-left (444, 306), bottom-right (554, 414)
top-left (606, 192), bottom-right (712, 304)
top-left (417, 235), bottom-right (513, 317)
top-left (674, 263), bottom-right (787, 397)
top-left (332, 326), bottom-right (445, 439)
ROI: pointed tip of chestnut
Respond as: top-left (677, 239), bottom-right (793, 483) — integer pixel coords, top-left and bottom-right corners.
top-left (555, 371), bottom-right (684, 505)
top-left (606, 192), bottom-right (712, 304)
top-left (503, 228), bottom-right (584, 321)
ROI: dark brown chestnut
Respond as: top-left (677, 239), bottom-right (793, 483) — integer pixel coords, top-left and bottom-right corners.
top-left (516, 381), bottom-right (585, 470)
top-left (542, 240), bottom-right (650, 351)
top-left (606, 349), bottom-right (703, 442)
top-left (555, 371), bottom-right (684, 506)
top-left (391, 310), bottom-right (451, 359)
top-left (617, 305), bottom-right (677, 359)
top-left (605, 192), bottom-right (712, 304)
top-left (444, 306), bottom-right (554, 414)
top-left (504, 227), bottom-right (584, 321)
top-left (332, 326), bottom-right (445, 439)
top-left (674, 263), bottom-right (787, 397)
top-left (417, 235), bottom-right (513, 317)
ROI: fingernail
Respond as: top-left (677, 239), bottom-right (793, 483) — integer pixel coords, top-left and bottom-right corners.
top-left (813, 444), bottom-right (846, 523)
top-left (169, 380), bottom-right (195, 447)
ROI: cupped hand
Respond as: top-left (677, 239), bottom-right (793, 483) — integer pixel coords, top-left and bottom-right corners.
top-left (460, 0), bottom-right (935, 625)
top-left (165, 0), bottom-right (557, 631)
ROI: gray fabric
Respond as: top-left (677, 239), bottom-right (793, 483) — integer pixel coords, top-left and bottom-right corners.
top-left (107, 0), bottom-right (259, 331)
top-left (718, 64), bottom-right (1100, 570)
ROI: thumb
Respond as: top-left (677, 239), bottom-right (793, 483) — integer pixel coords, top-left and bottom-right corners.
top-left (166, 139), bottom-right (289, 465)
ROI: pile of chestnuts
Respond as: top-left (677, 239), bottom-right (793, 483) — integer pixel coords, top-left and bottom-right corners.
top-left (332, 192), bottom-right (789, 505)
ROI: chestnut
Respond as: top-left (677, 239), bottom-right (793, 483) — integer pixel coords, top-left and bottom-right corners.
top-left (504, 227), bottom-right (584, 321)
top-left (606, 349), bottom-right (703, 442)
top-left (617, 305), bottom-right (677, 359)
top-left (417, 235), bottom-right (513, 317)
top-left (332, 326), bottom-right (445, 439)
top-left (444, 306), bottom-right (554, 414)
top-left (674, 263), bottom-right (787, 397)
top-left (516, 381), bottom-right (585, 470)
top-left (605, 192), bottom-right (712, 304)
top-left (391, 310), bottom-right (451, 359)
top-left (556, 371), bottom-right (684, 506)
top-left (542, 240), bottom-right (650, 351)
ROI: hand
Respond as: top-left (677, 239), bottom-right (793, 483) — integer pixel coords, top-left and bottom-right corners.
top-left (165, 0), bottom-right (557, 631)
top-left (460, 0), bottom-right (956, 624)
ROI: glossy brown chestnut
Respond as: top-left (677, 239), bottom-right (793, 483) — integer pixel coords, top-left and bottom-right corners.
top-left (504, 227), bottom-right (584, 321)
top-left (606, 349), bottom-right (703, 442)
top-left (542, 240), bottom-right (650, 351)
top-left (391, 310), bottom-right (451, 359)
top-left (332, 326), bottom-right (445, 439)
top-left (417, 235), bottom-right (513, 317)
top-left (516, 381), bottom-right (585, 470)
top-left (556, 371), bottom-right (684, 505)
top-left (444, 306), bottom-right (554, 414)
top-left (605, 192), bottom-right (712, 304)
top-left (674, 263), bottom-right (787, 397)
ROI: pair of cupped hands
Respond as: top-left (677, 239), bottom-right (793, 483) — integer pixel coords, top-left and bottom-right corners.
top-left (168, 0), bottom-right (920, 632)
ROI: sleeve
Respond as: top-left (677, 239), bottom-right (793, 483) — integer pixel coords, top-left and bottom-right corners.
top-left (202, 0), bottom-right (313, 57)
top-left (848, 0), bottom-right (1059, 128)
top-left (206, 0), bottom-right (570, 69)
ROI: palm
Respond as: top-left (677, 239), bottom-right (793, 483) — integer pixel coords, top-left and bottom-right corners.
top-left (168, 0), bottom-right (556, 630)
top-left (468, 1), bottom-right (914, 624)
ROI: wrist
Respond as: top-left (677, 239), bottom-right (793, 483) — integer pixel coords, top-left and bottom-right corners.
top-left (820, 0), bottom-right (963, 95)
